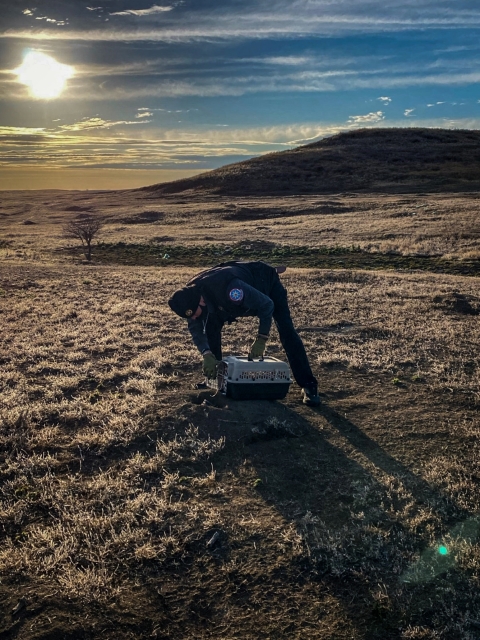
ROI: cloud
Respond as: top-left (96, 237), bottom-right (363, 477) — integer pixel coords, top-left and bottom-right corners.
top-left (347, 111), bottom-right (385, 125)
top-left (2, 24), bottom-right (477, 45)
top-left (110, 5), bottom-right (174, 17)
top-left (4, 116), bottom-right (480, 172)
top-left (58, 117), bottom-right (146, 131)
top-left (336, 71), bottom-right (480, 91)
top-left (433, 45), bottom-right (480, 54)
top-left (73, 59), bottom-right (169, 78)
top-left (0, 125), bottom-right (46, 136)
top-left (6, 46), bottom-right (480, 103)
top-left (147, 108), bottom-right (198, 113)
top-left (247, 56), bottom-right (314, 66)
top-left (0, 120), bottom-right (347, 169)
top-left (404, 108), bottom-right (415, 116)
top-left (136, 111), bottom-right (153, 118)
top-left (21, 7), bottom-right (68, 25)
top-left (34, 16), bottom-right (68, 25)
top-left (4, 0), bottom-right (480, 44)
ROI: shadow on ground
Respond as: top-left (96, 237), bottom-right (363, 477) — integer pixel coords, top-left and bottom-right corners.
top-left (195, 390), bottom-right (480, 639)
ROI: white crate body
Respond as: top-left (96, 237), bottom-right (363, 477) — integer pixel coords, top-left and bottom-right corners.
top-left (208, 356), bottom-right (292, 399)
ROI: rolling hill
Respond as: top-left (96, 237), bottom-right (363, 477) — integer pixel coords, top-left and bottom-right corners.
top-left (142, 127), bottom-right (480, 196)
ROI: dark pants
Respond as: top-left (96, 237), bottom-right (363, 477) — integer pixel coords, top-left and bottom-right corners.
top-left (206, 279), bottom-right (317, 389)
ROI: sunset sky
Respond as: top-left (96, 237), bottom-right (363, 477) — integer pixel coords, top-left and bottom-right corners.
top-left (1, 1), bottom-right (480, 190)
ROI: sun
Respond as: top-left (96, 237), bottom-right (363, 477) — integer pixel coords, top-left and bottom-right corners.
top-left (15, 51), bottom-right (74, 99)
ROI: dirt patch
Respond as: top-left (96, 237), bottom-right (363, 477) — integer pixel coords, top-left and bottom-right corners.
top-left (64, 206), bottom-right (94, 213)
top-left (222, 203), bottom-right (351, 220)
top-left (121, 210), bottom-right (165, 224)
top-left (432, 292), bottom-right (480, 315)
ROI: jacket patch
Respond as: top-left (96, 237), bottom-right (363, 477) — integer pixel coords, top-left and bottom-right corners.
top-left (228, 288), bottom-right (244, 303)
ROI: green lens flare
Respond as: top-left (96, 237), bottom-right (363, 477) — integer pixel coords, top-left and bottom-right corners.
top-left (438, 545), bottom-right (448, 555)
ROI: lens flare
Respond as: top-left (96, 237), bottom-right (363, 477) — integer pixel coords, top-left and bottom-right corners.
top-left (15, 51), bottom-right (74, 99)
top-left (438, 545), bottom-right (448, 556)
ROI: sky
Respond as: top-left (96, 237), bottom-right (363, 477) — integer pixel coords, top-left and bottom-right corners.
top-left (1, 0), bottom-right (480, 190)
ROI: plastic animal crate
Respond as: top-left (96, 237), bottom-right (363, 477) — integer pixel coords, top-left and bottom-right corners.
top-left (207, 356), bottom-right (292, 400)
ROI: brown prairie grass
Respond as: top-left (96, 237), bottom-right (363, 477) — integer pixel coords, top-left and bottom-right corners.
top-left (1, 190), bottom-right (480, 261)
top-left (1, 261), bottom-right (480, 639)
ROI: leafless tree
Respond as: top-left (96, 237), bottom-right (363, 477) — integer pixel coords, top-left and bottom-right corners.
top-left (63, 214), bottom-right (106, 261)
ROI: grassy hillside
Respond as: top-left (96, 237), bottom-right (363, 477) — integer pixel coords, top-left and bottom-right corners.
top-left (141, 128), bottom-right (480, 196)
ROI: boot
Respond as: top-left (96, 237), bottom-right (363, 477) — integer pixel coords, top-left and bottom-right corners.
top-left (302, 384), bottom-right (320, 407)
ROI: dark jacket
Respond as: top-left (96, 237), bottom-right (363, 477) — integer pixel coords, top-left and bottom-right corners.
top-left (186, 261), bottom-right (281, 353)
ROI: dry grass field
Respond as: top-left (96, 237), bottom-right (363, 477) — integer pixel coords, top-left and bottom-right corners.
top-left (1, 188), bottom-right (480, 262)
top-left (1, 251), bottom-right (480, 639)
top-left (1, 129), bottom-right (480, 639)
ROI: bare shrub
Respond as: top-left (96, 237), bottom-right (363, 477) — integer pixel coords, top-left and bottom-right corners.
top-left (63, 214), bottom-right (106, 261)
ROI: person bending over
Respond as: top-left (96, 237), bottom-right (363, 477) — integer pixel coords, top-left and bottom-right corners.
top-left (168, 260), bottom-right (320, 406)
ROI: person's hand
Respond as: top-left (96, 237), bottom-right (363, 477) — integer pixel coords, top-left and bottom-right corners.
top-left (248, 335), bottom-right (267, 360)
top-left (202, 351), bottom-right (218, 378)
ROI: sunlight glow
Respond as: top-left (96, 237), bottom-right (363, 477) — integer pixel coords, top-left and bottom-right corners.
top-left (15, 51), bottom-right (74, 99)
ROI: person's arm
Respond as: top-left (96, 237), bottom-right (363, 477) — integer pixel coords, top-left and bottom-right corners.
top-left (187, 317), bottom-right (210, 354)
top-left (228, 279), bottom-right (274, 337)
top-left (187, 317), bottom-right (218, 377)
